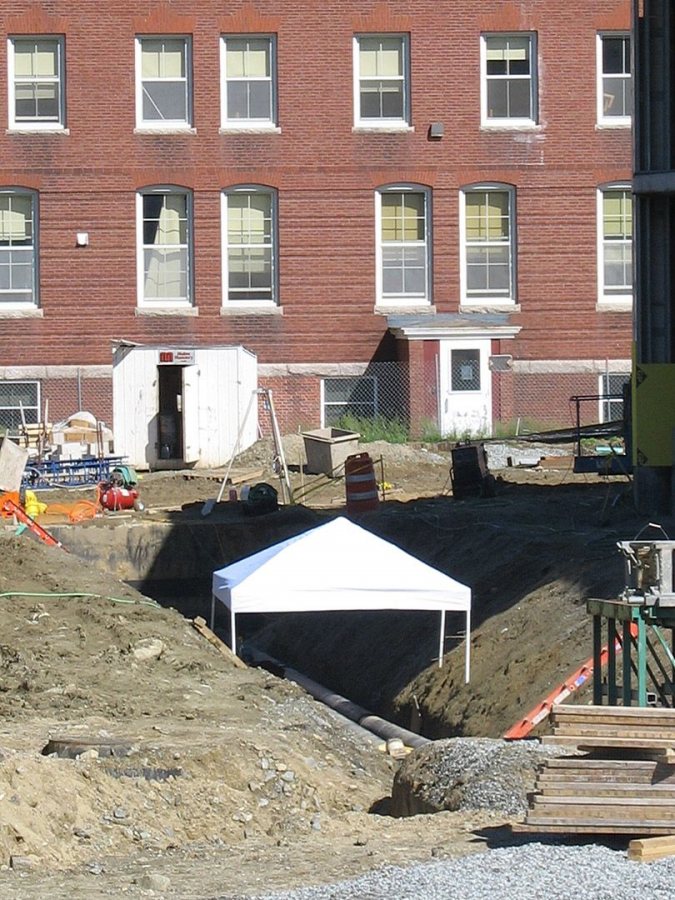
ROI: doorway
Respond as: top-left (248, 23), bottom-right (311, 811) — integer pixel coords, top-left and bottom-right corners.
top-left (158, 365), bottom-right (184, 460)
top-left (439, 339), bottom-right (492, 437)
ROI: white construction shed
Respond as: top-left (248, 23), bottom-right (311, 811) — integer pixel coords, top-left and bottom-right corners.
top-left (112, 342), bottom-right (258, 470)
top-left (212, 517), bottom-right (472, 680)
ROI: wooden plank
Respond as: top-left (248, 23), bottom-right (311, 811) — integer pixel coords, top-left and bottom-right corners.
top-left (536, 782), bottom-right (675, 799)
top-left (515, 820), bottom-right (675, 835)
top-left (541, 735), bottom-right (675, 751)
top-left (544, 757), bottom-right (659, 771)
top-left (552, 705), bottom-right (675, 721)
top-left (552, 724), bottom-right (675, 740)
top-left (192, 616), bottom-right (248, 669)
top-left (628, 835), bottom-right (675, 861)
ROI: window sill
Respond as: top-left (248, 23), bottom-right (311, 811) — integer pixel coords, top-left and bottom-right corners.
top-left (596, 299), bottom-right (632, 312)
top-left (595, 121), bottom-right (631, 130)
top-left (7, 127), bottom-right (69, 135)
top-left (459, 302), bottom-right (520, 313)
top-left (0, 306), bottom-right (43, 317)
top-left (219, 125), bottom-right (281, 134)
top-left (375, 303), bottom-right (435, 315)
top-left (134, 126), bottom-right (196, 135)
top-left (135, 306), bottom-right (198, 316)
top-left (480, 122), bottom-right (540, 132)
top-left (353, 125), bottom-right (414, 134)
top-left (220, 304), bottom-right (283, 316)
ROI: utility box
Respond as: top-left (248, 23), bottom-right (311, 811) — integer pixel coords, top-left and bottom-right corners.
top-left (302, 428), bottom-right (360, 476)
top-left (450, 442), bottom-right (495, 500)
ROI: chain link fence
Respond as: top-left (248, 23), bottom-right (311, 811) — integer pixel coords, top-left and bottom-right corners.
top-left (0, 361), bottom-right (629, 449)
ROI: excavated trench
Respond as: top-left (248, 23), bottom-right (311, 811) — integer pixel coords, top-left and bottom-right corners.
top-left (49, 509), bottom-right (441, 739)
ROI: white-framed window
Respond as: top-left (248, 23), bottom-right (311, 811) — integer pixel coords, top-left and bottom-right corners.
top-left (0, 190), bottom-right (38, 308)
top-left (599, 372), bottom-right (629, 423)
top-left (460, 186), bottom-right (516, 305)
top-left (221, 36), bottom-right (276, 127)
top-left (137, 188), bottom-right (192, 307)
top-left (8, 37), bottom-right (65, 130)
top-left (481, 33), bottom-right (537, 126)
top-left (354, 34), bottom-right (410, 127)
top-left (222, 187), bottom-right (276, 305)
top-left (375, 186), bottom-right (430, 305)
top-left (0, 380), bottom-right (40, 432)
top-left (598, 186), bottom-right (632, 305)
top-left (597, 33), bottom-right (631, 125)
top-left (135, 36), bottom-right (191, 129)
top-left (321, 376), bottom-right (378, 427)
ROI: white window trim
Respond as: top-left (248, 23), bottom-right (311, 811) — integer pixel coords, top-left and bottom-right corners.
top-left (136, 187), bottom-right (193, 309)
top-left (459, 185), bottom-right (516, 307)
top-left (596, 32), bottom-right (631, 128)
top-left (375, 185), bottom-right (431, 308)
top-left (597, 184), bottom-right (633, 309)
top-left (0, 189), bottom-right (38, 310)
top-left (220, 35), bottom-right (277, 130)
top-left (320, 375), bottom-right (378, 427)
top-left (135, 36), bottom-right (192, 131)
top-left (7, 36), bottom-right (66, 131)
top-left (480, 33), bottom-right (537, 129)
top-left (0, 379), bottom-right (40, 430)
top-left (221, 186), bottom-right (278, 309)
top-left (598, 371), bottom-right (629, 423)
top-left (353, 34), bottom-right (410, 129)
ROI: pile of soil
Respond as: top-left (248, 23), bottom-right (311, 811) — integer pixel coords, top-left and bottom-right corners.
top-left (0, 437), bottom-right (658, 897)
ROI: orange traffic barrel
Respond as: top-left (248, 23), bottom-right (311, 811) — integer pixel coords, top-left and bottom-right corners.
top-left (345, 453), bottom-right (379, 514)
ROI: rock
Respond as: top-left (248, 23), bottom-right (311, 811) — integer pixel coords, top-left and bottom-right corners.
top-left (113, 807), bottom-right (128, 820)
top-left (137, 872), bottom-right (171, 891)
top-left (132, 638), bottom-right (165, 662)
top-left (87, 861), bottom-right (104, 875)
top-left (10, 855), bottom-right (37, 871)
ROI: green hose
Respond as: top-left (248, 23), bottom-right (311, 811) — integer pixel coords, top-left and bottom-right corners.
top-left (0, 591), bottom-right (160, 608)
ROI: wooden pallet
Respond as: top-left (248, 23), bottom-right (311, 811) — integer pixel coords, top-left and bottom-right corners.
top-left (518, 705), bottom-right (675, 835)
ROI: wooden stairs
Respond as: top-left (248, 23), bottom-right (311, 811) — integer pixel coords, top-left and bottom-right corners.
top-left (517, 704), bottom-right (675, 835)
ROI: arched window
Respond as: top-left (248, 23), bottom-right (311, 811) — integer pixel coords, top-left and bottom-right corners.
top-left (460, 184), bottom-right (516, 305)
top-left (222, 186), bottom-right (277, 305)
top-left (137, 187), bottom-right (192, 306)
top-left (0, 189), bottom-right (38, 308)
top-left (375, 185), bottom-right (430, 305)
top-left (597, 184), bottom-right (632, 306)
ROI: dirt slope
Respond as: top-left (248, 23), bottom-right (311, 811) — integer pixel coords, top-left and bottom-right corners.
top-left (0, 438), bottom-right (658, 897)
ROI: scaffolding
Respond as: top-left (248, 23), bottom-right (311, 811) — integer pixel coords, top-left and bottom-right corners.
top-left (588, 537), bottom-right (675, 707)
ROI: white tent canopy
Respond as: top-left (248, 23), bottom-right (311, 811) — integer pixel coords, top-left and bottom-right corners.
top-left (211, 516), bottom-right (472, 680)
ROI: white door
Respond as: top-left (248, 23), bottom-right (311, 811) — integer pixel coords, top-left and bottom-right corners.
top-left (439, 339), bottom-right (492, 437)
top-left (181, 365), bottom-right (200, 463)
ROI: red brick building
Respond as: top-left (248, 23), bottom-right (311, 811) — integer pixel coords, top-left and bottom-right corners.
top-left (0, 1), bottom-right (633, 461)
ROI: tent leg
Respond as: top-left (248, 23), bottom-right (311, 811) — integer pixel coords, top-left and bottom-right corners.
top-left (231, 607), bottom-right (237, 656)
top-left (465, 608), bottom-right (471, 683)
top-left (438, 609), bottom-right (445, 668)
top-left (210, 594), bottom-right (216, 632)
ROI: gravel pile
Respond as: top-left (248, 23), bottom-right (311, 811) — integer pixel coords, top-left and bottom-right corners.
top-left (393, 737), bottom-right (569, 817)
top-left (245, 843), bottom-right (675, 900)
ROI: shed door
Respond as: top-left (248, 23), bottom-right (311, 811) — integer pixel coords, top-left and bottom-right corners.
top-left (182, 365), bottom-right (200, 463)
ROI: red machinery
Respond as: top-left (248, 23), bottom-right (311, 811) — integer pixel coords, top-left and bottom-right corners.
top-left (98, 466), bottom-right (143, 512)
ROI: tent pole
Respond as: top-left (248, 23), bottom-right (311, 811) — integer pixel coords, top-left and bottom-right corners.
top-left (210, 594), bottom-right (216, 631)
top-left (230, 606), bottom-right (237, 655)
top-left (438, 609), bottom-right (445, 668)
top-left (465, 608), bottom-right (471, 683)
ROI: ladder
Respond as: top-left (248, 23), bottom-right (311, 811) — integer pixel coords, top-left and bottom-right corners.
top-left (1, 496), bottom-right (64, 549)
top-left (504, 623), bottom-right (639, 740)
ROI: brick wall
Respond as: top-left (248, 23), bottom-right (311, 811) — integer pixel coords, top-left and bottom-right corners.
top-left (0, 1), bottom-right (632, 367)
